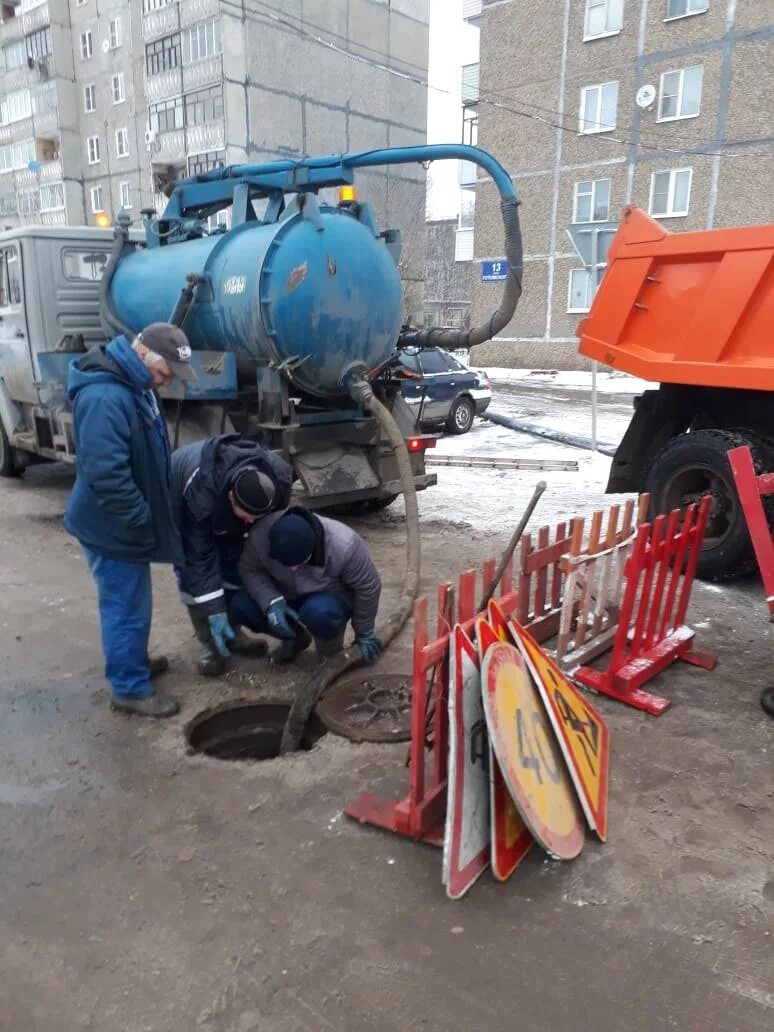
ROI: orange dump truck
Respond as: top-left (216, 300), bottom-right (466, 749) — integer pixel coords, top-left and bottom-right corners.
top-left (577, 206), bottom-right (774, 581)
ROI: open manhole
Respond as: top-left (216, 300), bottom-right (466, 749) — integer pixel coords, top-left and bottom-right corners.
top-left (317, 673), bottom-right (412, 742)
top-left (186, 700), bottom-right (326, 761)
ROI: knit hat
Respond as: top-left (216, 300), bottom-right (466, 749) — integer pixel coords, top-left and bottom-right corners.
top-left (231, 468), bottom-right (276, 517)
top-left (269, 513), bottom-right (316, 566)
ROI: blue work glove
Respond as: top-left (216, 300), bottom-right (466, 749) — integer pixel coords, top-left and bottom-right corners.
top-left (356, 630), bottom-right (382, 664)
top-left (208, 612), bottom-right (236, 657)
top-left (267, 598), bottom-right (300, 640)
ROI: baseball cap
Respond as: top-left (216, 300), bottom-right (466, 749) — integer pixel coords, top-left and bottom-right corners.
top-left (138, 322), bottom-right (197, 382)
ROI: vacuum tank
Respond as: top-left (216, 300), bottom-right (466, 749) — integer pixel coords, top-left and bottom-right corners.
top-left (108, 202), bottom-right (403, 399)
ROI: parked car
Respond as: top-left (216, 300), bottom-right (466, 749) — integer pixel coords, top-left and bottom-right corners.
top-left (394, 347), bottom-right (492, 435)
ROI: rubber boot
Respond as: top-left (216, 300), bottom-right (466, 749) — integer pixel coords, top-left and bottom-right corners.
top-left (314, 625), bottom-right (346, 662)
top-left (147, 655), bottom-right (169, 678)
top-left (187, 606), bottom-right (227, 677)
top-left (111, 690), bottom-right (180, 718)
top-left (269, 628), bottom-right (312, 665)
top-left (230, 628), bottom-right (268, 658)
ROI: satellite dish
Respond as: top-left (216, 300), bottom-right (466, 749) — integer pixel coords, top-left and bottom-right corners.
top-left (636, 84), bottom-right (656, 109)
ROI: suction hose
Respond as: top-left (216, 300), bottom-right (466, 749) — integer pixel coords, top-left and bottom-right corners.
top-left (99, 212), bottom-right (135, 340)
top-left (279, 378), bottom-right (421, 754)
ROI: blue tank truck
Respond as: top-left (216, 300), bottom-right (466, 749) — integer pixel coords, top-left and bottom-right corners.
top-left (0, 145), bottom-right (522, 513)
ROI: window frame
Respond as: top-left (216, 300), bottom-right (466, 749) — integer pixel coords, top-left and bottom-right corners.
top-left (119, 181), bottom-right (132, 209)
top-left (578, 81), bottom-right (619, 134)
top-left (83, 83), bottom-right (96, 114)
top-left (0, 246), bottom-right (23, 307)
top-left (181, 19), bottom-right (223, 64)
top-left (664, 0), bottom-right (709, 21)
top-left (80, 30), bottom-right (92, 61)
top-left (572, 178), bottom-right (611, 223)
top-left (149, 95), bottom-right (184, 134)
top-left (111, 72), bottom-right (125, 105)
top-left (115, 127), bottom-right (129, 159)
top-left (187, 149), bottom-right (225, 176)
top-left (648, 167), bottom-right (693, 218)
top-left (657, 65), bottom-right (704, 122)
top-left (86, 134), bottom-right (100, 165)
top-left (90, 185), bottom-right (103, 214)
top-left (3, 39), bottom-right (26, 70)
top-left (583, 0), bottom-right (623, 41)
top-left (145, 32), bottom-right (181, 77)
top-left (25, 26), bottom-right (52, 62)
top-left (109, 17), bottom-right (122, 50)
top-left (184, 84), bottom-right (224, 127)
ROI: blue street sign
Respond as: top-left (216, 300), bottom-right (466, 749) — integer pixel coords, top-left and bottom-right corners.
top-left (482, 259), bottom-right (508, 282)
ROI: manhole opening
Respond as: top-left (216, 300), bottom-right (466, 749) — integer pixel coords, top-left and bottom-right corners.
top-left (186, 701), bottom-right (326, 762)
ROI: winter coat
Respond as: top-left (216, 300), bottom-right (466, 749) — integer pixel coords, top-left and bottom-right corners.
top-left (64, 336), bottom-right (183, 565)
top-left (170, 434), bottom-right (293, 615)
top-left (239, 507), bottom-right (381, 635)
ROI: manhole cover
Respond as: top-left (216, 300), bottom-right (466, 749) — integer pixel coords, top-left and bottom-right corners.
top-left (186, 700), bottom-right (326, 761)
top-left (317, 674), bottom-right (412, 742)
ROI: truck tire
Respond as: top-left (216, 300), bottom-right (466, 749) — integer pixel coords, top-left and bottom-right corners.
top-left (0, 420), bottom-right (22, 478)
top-left (447, 396), bottom-right (475, 435)
top-left (643, 428), bottom-right (772, 582)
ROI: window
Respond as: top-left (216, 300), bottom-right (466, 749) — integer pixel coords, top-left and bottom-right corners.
top-left (87, 135), bottom-right (100, 164)
top-left (143, 0), bottom-right (175, 10)
top-left (109, 17), bottom-right (121, 49)
top-left (80, 31), bottom-right (92, 60)
top-left (31, 81), bottom-right (56, 115)
top-left (149, 95), bottom-right (184, 133)
top-left (83, 84), bottom-right (96, 114)
top-left (181, 19), bottom-right (223, 63)
top-left (584, 0), bottom-right (623, 39)
top-left (419, 349), bottom-right (454, 375)
top-left (115, 128), bottom-right (129, 158)
top-left (185, 85), bottom-right (224, 126)
top-left (579, 81), bottom-right (619, 133)
top-left (567, 227), bottom-right (616, 312)
top-left (26, 27), bottom-right (52, 62)
top-left (658, 66), bottom-right (703, 120)
top-left (16, 188), bottom-right (39, 218)
top-left (63, 249), bottom-right (109, 282)
top-left (90, 185), bottom-right (103, 213)
top-left (187, 149), bottom-right (225, 175)
top-left (112, 73), bottom-right (125, 105)
top-left (573, 179), bottom-right (611, 223)
top-left (649, 168), bottom-right (692, 217)
top-left (0, 139), bottom-right (36, 173)
top-left (0, 90), bottom-right (32, 125)
top-left (666, 0), bottom-right (709, 19)
top-left (1, 248), bottom-right (23, 304)
top-left (3, 40), bottom-right (26, 70)
top-left (40, 181), bottom-right (65, 212)
top-left (120, 181), bottom-right (132, 209)
top-left (146, 33), bottom-right (181, 76)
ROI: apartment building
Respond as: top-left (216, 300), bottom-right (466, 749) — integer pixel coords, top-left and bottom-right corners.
top-left (460, 0), bottom-right (774, 368)
top-left (0, 0), bottom-right (429, 317)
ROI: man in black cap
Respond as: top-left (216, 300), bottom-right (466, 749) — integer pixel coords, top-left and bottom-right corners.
top-left (65, 322), bottom-right (196, 718)
top-left (170, 434), bottom-right (294, 675)
top-left (236, 507), bottom-right (383, 665)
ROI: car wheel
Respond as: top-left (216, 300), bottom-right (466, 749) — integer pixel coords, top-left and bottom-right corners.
top-left (0, 419), bottom-right (22, 478)
top-left (447, 396), bottom-right (475, 435)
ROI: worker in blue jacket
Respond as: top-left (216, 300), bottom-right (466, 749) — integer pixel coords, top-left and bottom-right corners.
top-left (64, 323), bottom-right (196, 718)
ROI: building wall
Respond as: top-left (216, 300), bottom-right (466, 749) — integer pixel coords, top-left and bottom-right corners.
top-left (424, 216), bottom-right (473, 327)
top-left (469, 0), bottom-right (774, 370)
top-left (0, 0), bottom-right (429, 317)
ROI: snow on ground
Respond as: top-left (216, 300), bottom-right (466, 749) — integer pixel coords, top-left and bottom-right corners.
top-left (482, 367), bottom-right (654, 395)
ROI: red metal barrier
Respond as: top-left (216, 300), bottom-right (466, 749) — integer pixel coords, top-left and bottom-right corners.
top-left (345, 533), bottom-right (570, 845)
top-left (728, 445), bottom-right (774, 619)
top-left (574, 497), bottom-right (716, 715)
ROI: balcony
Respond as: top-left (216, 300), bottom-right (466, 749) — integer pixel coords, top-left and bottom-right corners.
top-left (462, 0), bottom-right (483, 24)
top-left (33, 107), bottom-right (57, 138)
top-left (41, 208), bottom-right (66, 225)
top-left (39, 156), bottom-right (61, 181)
top-left (182, 53), bottom-right (222, 92)
top-left (186, 120), bottom-right (224, 154)
top-left (0, 14), bottom-right (23, 45)
top-left (2, 66), bottom-right (31, 92)
top-left (22, 1), bottom-right (49, 34)
top-left (145, 66), bottom-right (183, 102)
top-left (179, 0), bottom-right (221, 28)
top-left (461, 63), bottom-right (479, 106)
top-left (142, 2), bottom-right (179, 41)
top-left (153, 128), bottom-right (185, 163)
top-left (0, 116), bottom-right (35, 144)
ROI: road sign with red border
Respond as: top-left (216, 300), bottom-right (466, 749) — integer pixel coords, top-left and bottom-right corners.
top-left (481, 640), bottom-right (585, 860)
top-left (510, 621), bottom-right (610, 841)
top-left (442, 625), bottom-right (491, 899)
top-left (476, 616), bottom-right (533, 880)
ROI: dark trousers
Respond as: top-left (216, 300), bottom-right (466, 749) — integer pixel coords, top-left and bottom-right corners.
top-left (228, 589), bottom-right (351, 641)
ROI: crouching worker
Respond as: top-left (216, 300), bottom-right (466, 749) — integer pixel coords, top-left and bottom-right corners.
top-left (236, 508), bottom-right (383, 665)
top-left (171, 434), bottom-right (293, 675)
top-left (64, 323), bottom-right (196, 718)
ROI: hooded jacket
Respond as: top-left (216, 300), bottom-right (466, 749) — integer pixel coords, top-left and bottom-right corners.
top-left (63, 336), bottom-right (183, 565)
top-left (170, 434), bottom-right (293, 615)
top-left (239, 507), bottom-right (381, 636)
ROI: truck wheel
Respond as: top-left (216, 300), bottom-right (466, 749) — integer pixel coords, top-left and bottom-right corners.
top-left (0, 420), bottom-right (22, 478)
top-left (447, 396), bottom-right (475, 435)
top-left (643, 429), bottom-right (772, 582)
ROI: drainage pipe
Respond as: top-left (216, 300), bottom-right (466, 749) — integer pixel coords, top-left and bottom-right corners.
top-left (484, 410), bottom-right (617, 457)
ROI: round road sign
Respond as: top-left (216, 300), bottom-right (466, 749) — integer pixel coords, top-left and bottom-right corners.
top-left (481, 641), bottom-right (584, 860)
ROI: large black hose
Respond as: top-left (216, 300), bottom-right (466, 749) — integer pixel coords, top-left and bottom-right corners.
top-left (399, 195), bottom-right (523, 351)
top-left (279, 379), bottom-right (421, 754)
top-left (99, 213), bottom-right (135, 340)
top-left (484, 410), bottom-right (617, 457)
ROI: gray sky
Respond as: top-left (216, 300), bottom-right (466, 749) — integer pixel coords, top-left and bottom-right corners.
top-left (426, 0), bottom-right (479, 220)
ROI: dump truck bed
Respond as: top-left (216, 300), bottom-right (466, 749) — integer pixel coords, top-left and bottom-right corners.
top-left (577, 207), bottom-right (774, 391)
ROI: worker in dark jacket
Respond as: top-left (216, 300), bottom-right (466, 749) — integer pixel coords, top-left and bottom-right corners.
top-left (170, 434), bottom-right (293, 675)
top-left (64, 323), bottom-right (196, 718)
top-left (237, 507), bottom-right (382, 664)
